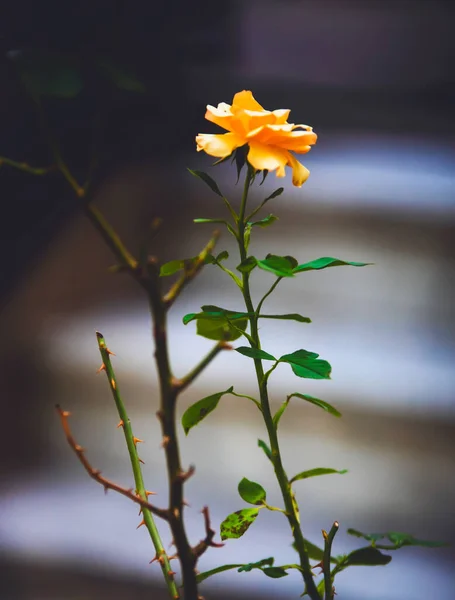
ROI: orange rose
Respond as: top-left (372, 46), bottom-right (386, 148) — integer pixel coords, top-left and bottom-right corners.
top-left (196, 90), bottom-right (317, 187)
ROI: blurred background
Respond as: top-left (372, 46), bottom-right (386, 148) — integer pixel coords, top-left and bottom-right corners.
top-left (1, 0), bottom-right (454, 599)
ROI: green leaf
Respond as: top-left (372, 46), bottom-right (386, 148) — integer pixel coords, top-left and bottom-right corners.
top-left (293, 257), bottom-right (370, 274)
top-left (237, 256), bottom-right (257, 273)
top-left (238, 477), bottom-right (266, 505)
top-left (9, 49), bottom-right (83, 98)
top-left (257, 254), bottom-right (297, 277)
top-left (280, 350), bottom-right (332, 380)
top-left (260, 313), bottom-right (311, 324)
top-left (238, 557), bottom-right (274, 572)
top-left (263, 567), bottom-right (288, 578)
top-left (96, 58), bottom-right (145, 92)
top-left (220, 508), bottom-right (260, 540)
top-left (345, 546), bottom-right (392, 567)
top-left (183, 306), bottom-right (248, 341)
top-left (386, 532), bottom-right (447, 548)
top-left (293, 539), bottom-right (338, 564)
top-left (290, 468), bottom-right (348, 484)
top-left (196, 564), bottom-right (243, 583)
top-left (287, 392), bottom-right (341, 417)
top-left (181, 387), bottom-right (233, 434)
top-left (249, 214), bottom-right (278, 228)
top-left (258, 439), bottom-right (273, 462)
top-left (272, 399), bottom-right (289, 429)
top-left (160, 260), bottom-right (184, 277)
top-left (236, 347), bottom-right (276, 361)
top-left (347, 529), bottom-right (447, 549)
top-left (216, 250), bottom-right (229, 262)
top-left (194, 218), bottom-right (229, 225)
top-left (188, 169), bottom-right (224, 197)
top-left (264, 187), bottom-right (284, 203)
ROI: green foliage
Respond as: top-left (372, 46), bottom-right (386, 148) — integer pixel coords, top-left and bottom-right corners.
top-left (249, 214), bottom-right (278, 228)
top-left (235, 145), bottom-right (248, 182)
top-left (258, 439), bottom-right (273, 462)
top-left (259, 170), bottom-right (269, 185)
top-left (237, 256), bottom-right (258, 273)
top-left (293, 257), bottom-right (370, 274)
top-left (287, 392), bottom-right (341, 417)
top-left (160, 259), bottom-right (186, 277)
top-left (220, 508), bottom-right (260, 540)
top-left (272, 399), bottom-right (289, 428)
top-left (262, 567), bottom-right (288, 578)
top-left (188, 169), bottom-right (224, 197)
top-left (238, 477), bottom-right (267, 505)
top-left (183, 306), bottom-right (247, 341)
top-left (280, 350), bottom-right (332, 380)
top-left (235, 346), bottom-right (276, 361)
top-left (181, 387), bottom-right (233, 434)
top-left (238, 557), bottom-right (274, 572)
top-left (261, 313), bottom-right (311, 324)
top-left (290, 468), bottom-right (348, 484)
top-left (347, 529), bottom-right (447, 549)
top-left (257, 254), bottom-right (297, 277)
top-left (343, 546), bottom-right (392, 567)
top-left (9, 49), bottom-right (83, 98)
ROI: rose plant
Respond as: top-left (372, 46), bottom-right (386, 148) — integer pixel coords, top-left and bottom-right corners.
top-left (2, 52), bottom-right (446, 600)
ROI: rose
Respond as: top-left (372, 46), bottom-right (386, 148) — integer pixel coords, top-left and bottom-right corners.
top-left (196, 90), bottom-right (317, 187)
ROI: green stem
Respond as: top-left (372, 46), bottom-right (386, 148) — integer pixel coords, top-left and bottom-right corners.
top-left (96, 332), bottom-right (179, 599)
top-left (236, 167), bottom-right (321, 600)
top-left (256, 277), bottom-right (283, 316)
top-left (323, 522), bottom-right (339, 600)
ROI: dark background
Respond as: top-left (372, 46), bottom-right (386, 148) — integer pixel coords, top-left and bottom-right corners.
top-left (1, 1), bottom-right (454, 599)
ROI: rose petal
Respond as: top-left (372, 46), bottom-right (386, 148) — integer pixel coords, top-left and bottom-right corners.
top-left (232, 90), bottom-right (265, 112)
top-left (286, 152), bottom-right (310, 187)
top-left (196, 132), bottom-right (244, 157)
top-left (247, 141), bottom-right (289, 173)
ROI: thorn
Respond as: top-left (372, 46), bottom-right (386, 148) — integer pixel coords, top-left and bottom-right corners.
top-left (106, 348), bottom-right (116, 356)
top-left (111, 378), bottom-right (116, 390)
top-left (149, 555), bottom-right (158, 564)
top-left (94, 469), bottom-right (102, 476)
top-left (161, 436), bottom-right (171, 448)
top-left (75, 445), bottom-right (84, 452)
top-left (209, 540), bottom-right (224, 548)
top-left (176, 465), bottom-right (195, 482)
top-left (145, 490), bottom-right (156, 497)
top-left (182, 499), bottom-right (190, 507)
top-left (311, 561), bottom-right (324, 574)
top-left (156, 410), bottom-right (164, 422)
top-left (103, 485), bottom-right (108, 495)
top-left (117, 420), bottom-right (124, 428)
top-left (168, 570), bottom-right (176, 577)
top-left (96, 363), bottom-right (106, 374)
top-left (138, 458), bottom-right (145, 464)
top-left (136, 519), bottom-right (146, 529)
top-left (133, 436), bottom-right (144, 446)
top-left (62, 410), bottom-right (71, 418)
top-left (168, 553), bottom-right (178, 561)
top-left (168, 539), bottom-right (175, 549)
top-left (138, 506), bottom-right (143, 516)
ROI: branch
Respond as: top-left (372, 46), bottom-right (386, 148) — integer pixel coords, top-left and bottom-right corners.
top-left (55, 405), bottom-right (169, 520)
top-left (95, 332), bottom-right (179, 598)
top-left (323, 522), bottom-right (339, 600)
top-left (163, 231), bottom-right (220, 308)
top-left (175, 341), bottom-right (232, 393)
top-left (0, 156), bottom-right (56, 176)
top-left (192, 506), bottom-right (224, 559)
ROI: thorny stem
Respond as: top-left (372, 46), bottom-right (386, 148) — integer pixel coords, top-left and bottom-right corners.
top-left (236, 167), bottom-right (321, 600)
top-left (55, 405), bottom-right (168, 519)
top-left (96, 332), bottom-right (179, 599)
top-left (323, 522), bottom-right (339, 600)
top-left (146, 264), bottom-right (199, 600)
